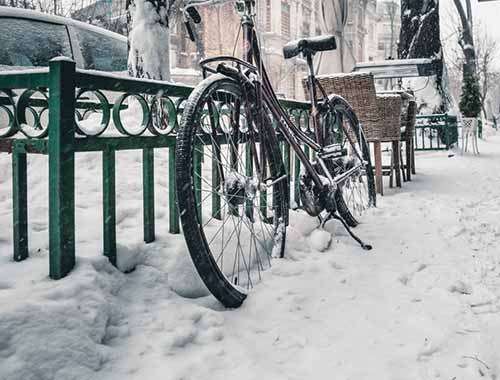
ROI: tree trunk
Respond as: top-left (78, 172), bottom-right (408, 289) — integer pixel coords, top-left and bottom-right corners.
top-left (126, 0), bottom-right (177, 81)
top-left (452, 0), bottom-right (476, 77)
top-left (398, 0), bottom-right (450, 113)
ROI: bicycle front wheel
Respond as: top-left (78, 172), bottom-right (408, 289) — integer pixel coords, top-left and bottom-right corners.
top-left (176, 74), bottom-right (288, 308)
top-left (323, 95), bottom-right (376, 227)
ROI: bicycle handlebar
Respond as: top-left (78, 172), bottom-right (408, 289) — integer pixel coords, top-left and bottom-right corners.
top-left (181, 0), bottom-right (243, 41)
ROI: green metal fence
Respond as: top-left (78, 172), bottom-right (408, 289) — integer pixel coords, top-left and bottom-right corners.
top-left (0, 58), bottom-right (315, 279)
top-left (414, 113), bottom-right (458, 151)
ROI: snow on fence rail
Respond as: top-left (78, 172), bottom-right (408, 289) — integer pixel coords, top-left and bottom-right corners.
top-left (414, 113), bottom-right (458, 151)
top-left (0, 58), bottom-right (321, 280)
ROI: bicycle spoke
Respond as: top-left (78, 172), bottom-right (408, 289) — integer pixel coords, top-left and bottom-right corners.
top-left (177, 73), bottom-right (286, 306)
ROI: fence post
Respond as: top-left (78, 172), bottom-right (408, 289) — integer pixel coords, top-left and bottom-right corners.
top-left (12, 147), bottom-right (28, 262)
top-left (48, 58), bottom-right (76, 280)
top-left (168, 146), bottom-right (179, 234)
top-left (244, 143), bottom-right (253, 220)
top-left (293, 151), bottom-right (301, 208)
top-left (282, 141), bottom-right (291, 224)
top-left (143, 148), bottom-right (155, 243)
top-left (445, 114), bottom-right (450, 150)
top-left (103, 149), bottom-right (116, 266)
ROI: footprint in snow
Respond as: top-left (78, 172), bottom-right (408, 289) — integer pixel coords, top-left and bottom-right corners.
top-left (417, 343), bottom-right (441, 362)
top-left (30, 221), bottom-right (48, 232)
top-left (449, 280), bottom-right (473, 295)
top-left (329, 261), bottom-right (344, 270)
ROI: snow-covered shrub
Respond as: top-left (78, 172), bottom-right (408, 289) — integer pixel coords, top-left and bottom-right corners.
top-left (459, 74), bottom-right (481, 118)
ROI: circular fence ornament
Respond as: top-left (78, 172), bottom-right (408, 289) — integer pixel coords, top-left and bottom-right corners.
top-left (175, 98), bottom-right (187, 130)
top-left (16, 89), bottom-right (49, 138)
top-left (297, 109), bottom-right (310, 133)
top-left (237, 105), bottom-right (249, 133)
top-left (218, 102), bottom-right (234, 134)
top-left (0, 90), bottom-right (18, 138)
top-left (113, 93), bottom-right (150, 136)
top-left (75, 89), bottom-right (111, 137)
top-left (198, 101), bottom-right (218, 134)
top-left (148, 95), bottom-right (177, 136)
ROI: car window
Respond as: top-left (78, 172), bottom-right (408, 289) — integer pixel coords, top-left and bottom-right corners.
top-left (0, 18), bottom-right (72, 68)
top-left (75, 27), bottom-right (127, 72)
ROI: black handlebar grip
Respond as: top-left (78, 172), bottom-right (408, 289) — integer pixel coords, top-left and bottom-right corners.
top-left (185, 21), bottom-right (196, 42)
top-left (186, 7), bottom-right (201, 24)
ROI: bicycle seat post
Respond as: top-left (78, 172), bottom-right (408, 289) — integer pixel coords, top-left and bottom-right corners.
top-left (304, 50), bottom-right (321, 144)
top-left (305, 51), bottom-right (317, 101)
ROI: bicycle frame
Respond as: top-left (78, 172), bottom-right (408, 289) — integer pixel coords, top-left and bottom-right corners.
top-left (197, 0), bottom-right (342, 189)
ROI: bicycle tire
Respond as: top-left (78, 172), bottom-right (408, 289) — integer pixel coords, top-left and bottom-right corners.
top-left (176, 74), bottom-right (288, 308)
top-left (325, 95), bottom-right (376, 227)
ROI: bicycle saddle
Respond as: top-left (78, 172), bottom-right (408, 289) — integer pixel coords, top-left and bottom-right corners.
top-left (283, 35), bottom-right (337, 59)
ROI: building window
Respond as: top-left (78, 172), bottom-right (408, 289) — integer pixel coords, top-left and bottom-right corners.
top-left (314, 0), bottom-right (321, 13)
top-left (302, 7), bottom-right (311, 37)
top-left (266, 0), bottom-right (272, 32)
top-left (315, 10), bottom-right (322, 36)
top-left (281, 1), bottom-right (291, 38)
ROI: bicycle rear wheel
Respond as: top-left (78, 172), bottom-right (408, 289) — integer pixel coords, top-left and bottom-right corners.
top-left (323, 95), bottom-right (376, 227)
top-left (176, 74), bottom-right (288, 308)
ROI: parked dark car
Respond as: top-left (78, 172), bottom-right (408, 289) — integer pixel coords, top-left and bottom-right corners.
top-left (0, 6), bottom-right (127, 72)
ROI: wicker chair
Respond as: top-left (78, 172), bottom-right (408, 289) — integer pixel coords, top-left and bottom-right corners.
top-left (379, 90), bottom-right (416, 183)
top-left (308, 73), bottom-right (403, 195)
top-left (400, 99), bottom-right (417, 181)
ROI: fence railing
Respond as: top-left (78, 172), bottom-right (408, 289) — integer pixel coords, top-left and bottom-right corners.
top-left (0, 58), bottom-right (317, 280)
top-left (414, 113), bottom-right (458, 151)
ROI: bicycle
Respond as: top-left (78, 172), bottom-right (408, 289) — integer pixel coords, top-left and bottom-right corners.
top-left (175, 0), bottom-right (376, 308)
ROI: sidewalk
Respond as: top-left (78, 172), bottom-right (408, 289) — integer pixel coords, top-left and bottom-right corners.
top-left (1, 135), bottom-right (500, 380)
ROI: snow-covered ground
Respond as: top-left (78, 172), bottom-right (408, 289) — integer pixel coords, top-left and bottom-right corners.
top-left (1, 132), bottom-right (500, 380)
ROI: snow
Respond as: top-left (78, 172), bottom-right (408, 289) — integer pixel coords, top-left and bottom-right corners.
top-left (404, 76), bottom-right (449, 114)
top-left (171, 67), bottom-right (201, 77)
top-left (307, 228), bottom-right (332, 252)
top-left (0, 67), bottom-right (49, 75)
top-left (1, 126), bottom-right (500, 379)
top-left (127, 0), bottom-right (172, 81)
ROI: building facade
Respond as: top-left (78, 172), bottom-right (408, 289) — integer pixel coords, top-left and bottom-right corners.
top-left (74, 0), bottom-right (401, 98)
top-left (168, 0), bottom-right (400, 97)
top-left (373, 0), bottom-right (400, 61)
top-left (170, 0), bottom-right (327, 99)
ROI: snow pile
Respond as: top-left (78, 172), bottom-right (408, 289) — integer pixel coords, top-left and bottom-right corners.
top-left (0, 257), bottom-right (125, 380)
top-left (404, 76), bottom-right (447, 114)
top-left (1, 135), bottom-right (500, 379)
top-left (308, 228), bottom-right (332, 252)
top-left (128, 0), bottom-right (172, 81)
top-left (481, 119), bottom-right (499, 139)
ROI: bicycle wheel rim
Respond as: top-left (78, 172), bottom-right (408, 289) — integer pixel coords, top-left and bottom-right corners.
top-left (324, 96), bottom-right (376, 226)
top-left (176, 74), bottom-right (287, 307)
